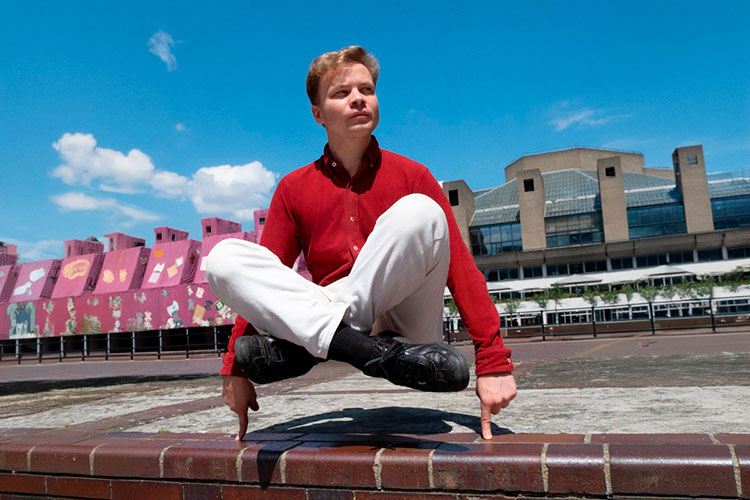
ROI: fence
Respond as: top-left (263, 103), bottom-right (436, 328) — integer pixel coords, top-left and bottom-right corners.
top-left (444, 294), bottom-right (750, 342)
top-left (0, 325), bottom-right (233, 364)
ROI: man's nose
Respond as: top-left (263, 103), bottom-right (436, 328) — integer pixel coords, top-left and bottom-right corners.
top-left (350, 89), bottom-right (365, 105)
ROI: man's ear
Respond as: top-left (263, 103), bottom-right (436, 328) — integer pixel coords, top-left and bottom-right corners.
top-left (311, 105), bottom-right (324, 126)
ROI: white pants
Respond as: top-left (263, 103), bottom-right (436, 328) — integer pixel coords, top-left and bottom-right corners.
top-left (206, 194), bottom-right (450, 358)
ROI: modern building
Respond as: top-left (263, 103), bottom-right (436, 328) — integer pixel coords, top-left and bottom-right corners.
top-left (443, 144), bottom-right (750, 299)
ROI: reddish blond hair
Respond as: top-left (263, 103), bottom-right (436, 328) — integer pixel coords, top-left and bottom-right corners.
top-left (306, 46), bottom-right (380, 105)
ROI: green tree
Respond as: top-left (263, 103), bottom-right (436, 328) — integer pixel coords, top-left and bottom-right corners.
top-left (638, 286), bottom-right (661, 304)
top-left (601, 289), bottom-right (621, 306)
top-left (532, 293), bottom-right (548, 311)
top-left (444, 298), bottom-right (458, 315)
top-left (582, 288), bottom-right (599, 307)
top-left (620, 284), bottom-right (635, 303)
top-left (501, 297), bottom-right (522, 326)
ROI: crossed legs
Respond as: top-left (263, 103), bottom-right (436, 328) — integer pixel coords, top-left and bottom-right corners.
top-left (206, 193), bottom-right (450, 357)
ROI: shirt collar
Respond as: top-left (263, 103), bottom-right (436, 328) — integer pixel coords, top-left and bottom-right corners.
top-left (319, 136), bottom-right (382, 179)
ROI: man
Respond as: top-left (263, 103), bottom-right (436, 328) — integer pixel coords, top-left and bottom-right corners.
top-left (206, 46), bottom-right (516, 441)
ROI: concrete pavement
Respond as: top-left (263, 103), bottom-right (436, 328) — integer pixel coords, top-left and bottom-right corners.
top-left (1, 331), bottom-right (749, 438)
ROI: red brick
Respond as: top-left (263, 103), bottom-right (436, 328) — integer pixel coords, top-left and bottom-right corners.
top-left (242, 432), bottom-right (304, 442)
top-left (92, 441), bottom-right (172, 478)
top-left (432, 443), bottom-right (544, 492)
top-left (306, 488), bottom-right (353, 500)
top-left (716, 433), bottom-right (750, 445)
top-left (487, 433), bottom-right (585, 444)
top-left (0, 443), bottom-right (33, 472)
top-left (354, 492), bottom-right (454, 500)
top-left (456, 495), bottom-right (516, 500)
top-left (379, 447), bottom-right (432, 490)
top-left (162, 440), bottom-right (246, 481)
top-left (545, 444), bottom-right (606, 495)
top-left (0, 472), bottom-right (46, 494)
top-left (609, 444), bottom-right (737, 497)
top-left (221, 484), bottom-right (306, 499)
top-left (735, 445), bottom-right (750, 500)
top-left (182, 482), bottom-right (221, 500)
top-left (111, 479), bottom-right (181, 500)
top-left (45, 476), bottom-right (111, 499)
top-left (293, 433), bottom-right (374, 443)
top-left (239, 441), bottom-right (299, 484)
top-left (590, 433), bottom-right (714, 445)
top-left (283, 442), bottom-right (379, 488)
top-left (28, 444), bottom-right (93, 475)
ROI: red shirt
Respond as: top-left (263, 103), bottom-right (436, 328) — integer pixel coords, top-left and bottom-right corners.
top-left (221, 138), bottom-right (513, 376)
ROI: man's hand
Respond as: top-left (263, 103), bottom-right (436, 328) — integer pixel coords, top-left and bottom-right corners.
top-left (476, 373), bottom-right (517, 440)
top-left (222, 375), bottom-right (259, 441)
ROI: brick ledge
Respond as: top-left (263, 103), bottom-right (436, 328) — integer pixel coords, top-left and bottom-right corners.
top-left (1, 430), bottom-right (748, 499)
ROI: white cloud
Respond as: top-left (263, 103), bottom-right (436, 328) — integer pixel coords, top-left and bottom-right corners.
top-left (51, 192), bottom-right (161, 227)
top-left (148, 30), bottom-right (177, 71)
top-left (0, 237), bottom-right (64, 262)
top-left (52, 133), bottom-right (157, 193)
top-left (175, 123), bottom-right (187, 132)
top-left (548, 103), bottom-right (631, 132)
top-left (50, 132), bottom-right (279, 223)
top-left (188, 163), bottom-right (277, 220)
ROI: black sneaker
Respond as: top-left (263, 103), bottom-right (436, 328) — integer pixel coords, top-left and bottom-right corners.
top-left (362, 334), bottom-right (470, 392)
top-left (234, 335), bottom-right (318, 384)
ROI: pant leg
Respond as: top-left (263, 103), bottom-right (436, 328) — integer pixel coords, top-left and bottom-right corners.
top-left (205, 239), bottom-right (347, 358)
top-left (336, 193), bottom-right (450, 344)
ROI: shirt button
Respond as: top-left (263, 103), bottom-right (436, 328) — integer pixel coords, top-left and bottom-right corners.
top-left (353, 245), bottom-right (359, 251)
top-left (349, 216), bottom-right (355, 222)
top-left (332, 161), bottom-right (337, 167)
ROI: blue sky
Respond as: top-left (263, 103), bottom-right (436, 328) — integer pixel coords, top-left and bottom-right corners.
top-left (1, 1), bottom-right (748, 262)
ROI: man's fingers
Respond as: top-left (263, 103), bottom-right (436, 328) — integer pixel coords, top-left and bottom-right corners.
top-left (490, 403), bottom-right (502, 415)
top-left (248, 384), bottom-right (260, 412)
top-left (236, 408), bottom-right (249, 441)
top-left (480, 402), bottom-right (493, 440)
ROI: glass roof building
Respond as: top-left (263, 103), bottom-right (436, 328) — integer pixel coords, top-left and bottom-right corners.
top-left (442, 145), bottom-right (750, 292)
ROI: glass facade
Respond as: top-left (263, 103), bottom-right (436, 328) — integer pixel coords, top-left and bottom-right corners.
top-left (545, 213), bottom-right (604, 247)
top-left (711, 196), bottom-right (750, 229)
top-left (628, 203), bottom-right (686, 239)
top-left (470, 222), bottom-right (522, 256)
top-left (483, 267), bottom-right (520, 281)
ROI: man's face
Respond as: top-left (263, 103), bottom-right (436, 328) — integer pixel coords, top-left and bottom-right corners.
top-left (312, 62), bottom-right (379, 141)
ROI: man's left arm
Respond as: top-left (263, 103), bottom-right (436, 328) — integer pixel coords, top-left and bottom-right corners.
top-left (416, 170), bottom-right (517, 439)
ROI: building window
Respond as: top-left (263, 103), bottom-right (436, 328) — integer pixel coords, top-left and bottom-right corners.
top-left (448, 189), bottom-right (459, 206)
top-left (688, 154), bottom-right (698, 165)
top-left (697, 248), bottom-right (723, 262)
top-left (483, 267), bottom-right (519, 282)
top-left (584, 260), bottom-right (607, 273)
top-left (605, 166), bottom-right (616, 177)
top-left (636, 253), bottom-right (668, 268)
top-left (206, 226), bottom-right (212, 234)
top-left (156, 233), bottom-right (162, 241)
top-left (545, 213), bottom-right (604, 248)
top-left (610, 256), bottom-right (634, 270)
top-left (470, 222), bottom-right (523, 256)
top-left (546, 263), bottom-right (569, 276)
top-left (259, 217), bottom-right (266, 225)
top-left (171, 234), bottom-right (176, 241)
top-left (728, 246), bottom-right (750, 259)
top-left (522, 265), bottom-right (543, 279)
top-left (711, 196), bottom-right (750, 230)
top-left (668, 250), bottom-right (694, 264)
top-left (523, 178), bottom-right (535, 192)
top-left (627, 203), bottom-right (687, 239)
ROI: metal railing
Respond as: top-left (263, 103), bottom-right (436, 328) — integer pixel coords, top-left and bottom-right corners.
top-left (444, 295), bottom-right (750, 342)
top-left (0, 325), bottom-right (233, 365)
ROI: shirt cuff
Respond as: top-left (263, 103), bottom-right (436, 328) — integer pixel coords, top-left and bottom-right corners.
top-left (474, 339), bottom-right (514, 375)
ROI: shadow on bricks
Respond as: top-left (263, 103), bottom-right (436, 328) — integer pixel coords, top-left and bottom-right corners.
top-left (251, 406), bottom-right (512, 436)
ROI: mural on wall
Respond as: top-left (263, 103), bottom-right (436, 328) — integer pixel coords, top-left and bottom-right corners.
top-left (41, 300), bottom-right (54, 336)
top-left (65, 297), bottom-right (77, 335)
top-left (7, 302), bottom-right (36, 338)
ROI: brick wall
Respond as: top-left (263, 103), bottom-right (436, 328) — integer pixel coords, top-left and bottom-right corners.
top-left (1, 428), bottom-right (748, 499)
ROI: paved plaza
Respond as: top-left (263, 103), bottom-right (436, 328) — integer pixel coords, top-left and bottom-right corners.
top-left (1, 331), bottom-right (749, 438)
